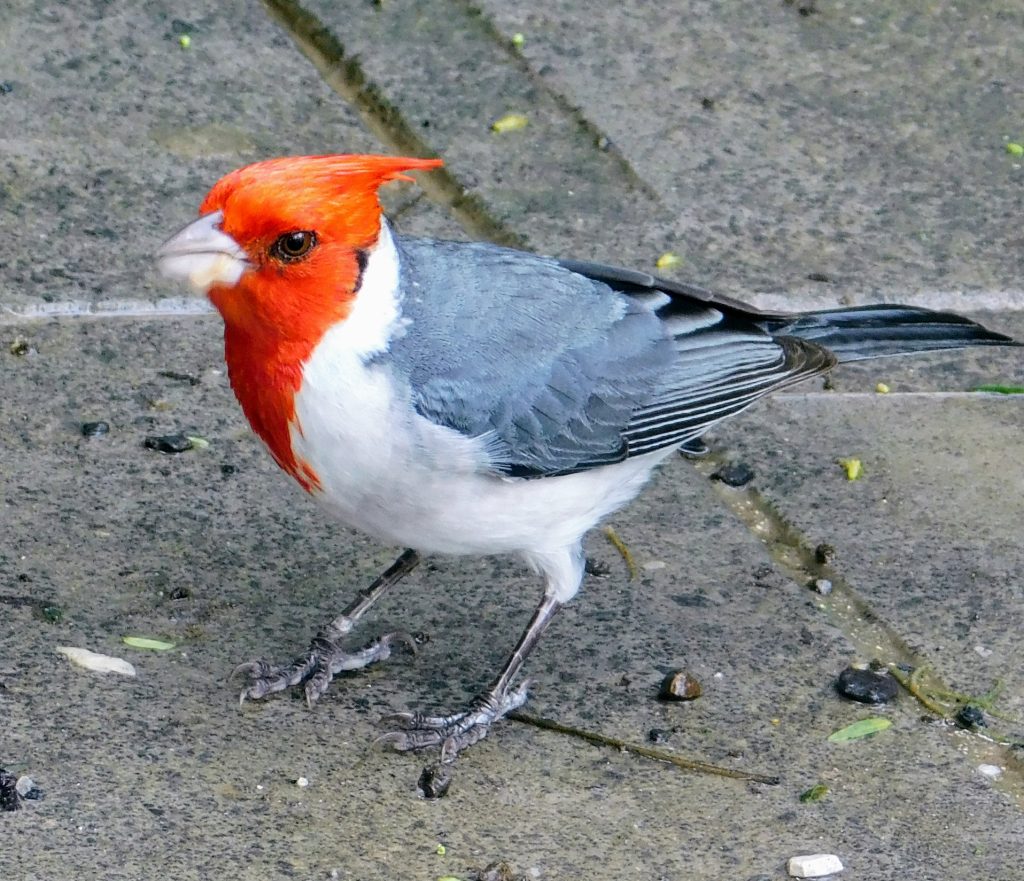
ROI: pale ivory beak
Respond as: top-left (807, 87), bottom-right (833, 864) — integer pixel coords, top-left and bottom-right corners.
top-left (156, 210), bottom-right (249, 292)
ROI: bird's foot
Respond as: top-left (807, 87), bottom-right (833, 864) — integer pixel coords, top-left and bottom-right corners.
top-left (233, 629), bottom-right (417, 707)
top-left (378, 680), bottom-right (532, 764)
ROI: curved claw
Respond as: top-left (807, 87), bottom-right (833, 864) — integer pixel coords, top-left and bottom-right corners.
top-left (231, 629), bottom-right (417, 708)
top-left (376, 679), bottom-right (535, 758)
top-left (229, 659), bottom-right (270, 683)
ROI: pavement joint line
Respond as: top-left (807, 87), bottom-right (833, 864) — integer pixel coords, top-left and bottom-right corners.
top-left (691, 452), bottom-right (1024, 807)
top-left (260, 0), bottom-right (526, 249)
top-left (8, 301), bottom-right (1024, 327)
top-left (0, 299), bottom-right (215, 325)
top-left (781, 391), bottom-right (1024, 400)
top-left (453, 0), bottom-right (664, 206)
top-left (753, 290), bottom-right (1024, 314)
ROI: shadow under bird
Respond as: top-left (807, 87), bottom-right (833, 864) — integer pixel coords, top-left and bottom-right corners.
top-left (157, 154), bottom-right (1017, 779)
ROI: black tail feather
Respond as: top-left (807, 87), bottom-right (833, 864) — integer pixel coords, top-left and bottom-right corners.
top-left (759, 305), bottom-right (1018, 363)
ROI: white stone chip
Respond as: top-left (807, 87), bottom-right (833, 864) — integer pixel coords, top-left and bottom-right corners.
top-left (57, 646), bottom-right (137, 677)
top-left (977, 764), bottom-right (1003, 779)
top-left (787, 853), bottom-right (844, 878)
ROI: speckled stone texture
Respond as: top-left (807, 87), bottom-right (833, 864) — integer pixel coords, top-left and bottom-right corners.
top-left (2, 1), bottom-right (1023, 879)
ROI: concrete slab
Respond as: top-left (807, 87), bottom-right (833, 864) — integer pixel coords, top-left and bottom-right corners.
top-left (476, 0), bottom-right (1024, 308)
top-left (0, 0), bottom-right (455, 318)
top-left (287, 0), bottom-right (676, 268)
top-left (2, 0), bottom-right (1023, 879)
top-left (4, 317), bottom-right (1022, 880)
top-left (713, 382), bottom-right (1024, 711)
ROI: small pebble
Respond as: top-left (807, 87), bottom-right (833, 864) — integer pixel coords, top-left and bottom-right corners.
top-left (955, 705), bottom-right (986, 729)
top-left (787, 854), bottom-right (843, 878)
top-left (15, 776), bottom-right (35, 797)
top-left (814, 543), bottom-right (835, 564)
top-left (81, 420), bottom-right (110, 438)
top-left (418, 763), bottom-right (452, 799)
top-left (144, 433), bottom-right (193, 454)
top-left (835, 665), bottom-right (898, 704)
top-left (659, 670), bottom-right (702, 702)
top-left (811, 578), bottom-right (833, 596)
top-left (974, 644), bottom-right (993, 659)
top-left (295, 776), bottom-right (309, 788)
top-left (977, 764), bottom-right (1003, 779)
top-left (647, 728), bottom-right (671, 744)
top-left (710, 461), bottom-right (755, 487)
top-left (9, 337), bottom-right (34, 356)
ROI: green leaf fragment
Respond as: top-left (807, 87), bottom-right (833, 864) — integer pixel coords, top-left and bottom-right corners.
top-left (972, 384), bottom-right (1024, 395)
top-left (828, 717), bottom-right (892, 742)
top-left (122, 636), bottom-right (177, 651)
top-left (491, 113), bottom-right (528, 133)
top-left (656, 252), bottom-right (683, 271)
top-left (185, 436), bottom-right (210, 449)
top-left (1006, 142), bottom-right (1024, 157)
top-left (799, 783), bottom-right (829, 802)
top-left (837, 457), bottom-right (863, 481)
top-left (38, 603), bottom-right (64, 624)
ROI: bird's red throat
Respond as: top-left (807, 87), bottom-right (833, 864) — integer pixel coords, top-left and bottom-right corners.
top-left (208, 257), bottom-right (363, 494)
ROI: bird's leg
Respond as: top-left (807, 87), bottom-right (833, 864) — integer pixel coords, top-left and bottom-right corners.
top-left (233, 548), bottom-right (421, 706)
top-left (380, 589), bottom-right (563, 762)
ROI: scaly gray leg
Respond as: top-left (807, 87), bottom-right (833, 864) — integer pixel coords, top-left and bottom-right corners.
top-left (379, 590), bottom-right (563, 763)
top-left (233, 548), bottom-right (421, 706)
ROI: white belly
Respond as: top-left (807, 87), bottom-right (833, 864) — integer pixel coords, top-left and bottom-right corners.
top-left (290, 339), bottom-right (670, 556)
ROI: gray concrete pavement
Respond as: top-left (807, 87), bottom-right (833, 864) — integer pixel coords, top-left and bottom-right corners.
top-left (2, 2), bottom-right (1023, 880)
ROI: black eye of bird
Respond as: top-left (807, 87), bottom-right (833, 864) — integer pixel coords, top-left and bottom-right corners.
top-left (271, 231), bottom-right (317, 263)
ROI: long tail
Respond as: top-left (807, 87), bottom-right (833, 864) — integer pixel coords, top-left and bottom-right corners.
top-left (759, 305), bottom-right (1018, 363)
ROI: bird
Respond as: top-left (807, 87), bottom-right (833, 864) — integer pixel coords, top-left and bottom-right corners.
top-left (157, 153), bottom-right (1017, 773)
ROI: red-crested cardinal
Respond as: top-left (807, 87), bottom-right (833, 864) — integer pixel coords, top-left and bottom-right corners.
top-left (157, 154), bottom-right (1016, 773)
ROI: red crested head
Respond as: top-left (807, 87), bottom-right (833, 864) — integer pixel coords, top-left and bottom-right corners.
top-left (157, 153), bottom-right (442, 491)
top-left (195, 153), bottom-right (443, 337)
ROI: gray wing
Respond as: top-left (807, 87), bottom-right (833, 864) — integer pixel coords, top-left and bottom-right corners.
top-left (386, 237), bottom-right (833, 477)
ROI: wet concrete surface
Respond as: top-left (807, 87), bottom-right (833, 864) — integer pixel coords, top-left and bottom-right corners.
top-left (3, 1), bottom-right (1024, 879)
